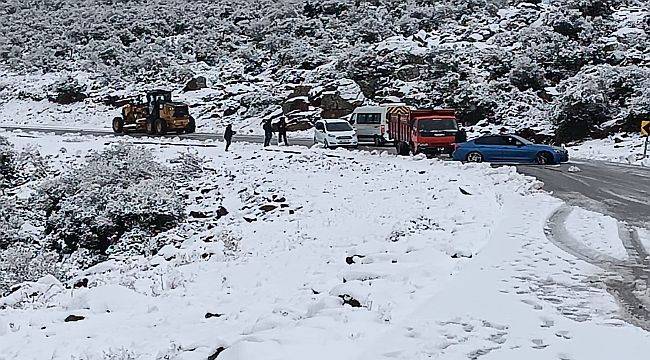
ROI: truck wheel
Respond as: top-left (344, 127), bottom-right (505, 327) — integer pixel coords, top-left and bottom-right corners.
top-left (146, 119), bottom-right (157, 135)
top-left (155, 118), bottom-right (166, 135)
top-left (410, 142), bottom-right (418, 155)
top-left (186, 116), bottom-right (196, 133)
top-left (397, 142), bottom-right (410, 156)
top-left (112, 117), bottom-right (124, 133)
top-left (466, 151), bottom-right (483, 163)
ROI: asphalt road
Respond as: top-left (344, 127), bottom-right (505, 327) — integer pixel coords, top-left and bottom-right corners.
top-left (517, 161), bottom-right (650, 228)
top-left (2, 124), bottom-right (648, 227)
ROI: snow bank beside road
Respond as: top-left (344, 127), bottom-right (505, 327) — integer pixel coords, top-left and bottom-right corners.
top-left (568, 134), bottom-right (650, 167)
top-left (1, 133), bottom-right (649, 359)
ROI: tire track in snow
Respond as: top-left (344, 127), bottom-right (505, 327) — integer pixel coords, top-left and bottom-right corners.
top-left (545, 205), bottom-right (650, 331)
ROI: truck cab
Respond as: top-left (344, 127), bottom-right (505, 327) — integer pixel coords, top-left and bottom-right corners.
top-left (388, 108), bottom-right (459, 156)
top-left (409, 110), bottom-right (458, 155)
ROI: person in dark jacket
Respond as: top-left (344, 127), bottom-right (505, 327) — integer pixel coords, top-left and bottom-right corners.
top-left (224, 124), bottom-right (235, 151)
top-left (262, 119), bottom-right (273, 147)
top-left (456, 127), bottom-right (467, 143)
top-left (277, 117), bottom-right (288, 145)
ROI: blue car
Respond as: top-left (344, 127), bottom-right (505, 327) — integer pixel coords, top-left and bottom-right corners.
top-left (452, 134), bottom-right (569, 164)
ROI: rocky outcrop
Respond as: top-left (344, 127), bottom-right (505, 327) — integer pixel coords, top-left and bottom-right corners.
top-left (183, 76), bottom-right (207, 92)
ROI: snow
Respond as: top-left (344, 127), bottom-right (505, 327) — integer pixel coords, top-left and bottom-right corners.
top-left (1, 131), bottom-right (649, 359)
top-left (565, 207), bottom-right (628, 260)
top-left (568, 134), bottom-right (650, 167)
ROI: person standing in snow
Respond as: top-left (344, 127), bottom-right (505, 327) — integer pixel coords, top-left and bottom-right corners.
top-left (277, 117), bottom-right (289, 146)
top-left (224, 124), bottom-right (235, 151)
top-left (262, 118), bottom-right (273, 147)
top-left (456, 127), bottom-right (467, 143)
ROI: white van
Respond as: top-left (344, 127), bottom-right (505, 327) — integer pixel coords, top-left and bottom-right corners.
top-left (350, 105), bottom-right (405, 145)
top-left (350, 106), bottom-right (389, 145)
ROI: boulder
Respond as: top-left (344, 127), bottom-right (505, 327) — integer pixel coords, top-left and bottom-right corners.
top-left (183, 76), bottom-right (207, 92)
top-left (396, 65), bottom-right (421, 81)
top-left (282, 96), bottom-right (310, 114)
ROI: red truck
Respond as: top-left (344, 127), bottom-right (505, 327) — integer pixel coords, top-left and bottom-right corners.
top-left (388, 108), bottom-right (460, 156)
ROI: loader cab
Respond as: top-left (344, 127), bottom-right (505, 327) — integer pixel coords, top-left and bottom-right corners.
top-left (146, 90), bottom-right (172, 119)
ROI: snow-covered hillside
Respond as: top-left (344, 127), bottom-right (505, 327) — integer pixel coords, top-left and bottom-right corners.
top-left (1, 132), bottom-right (649, 359)
top-left (1, 0), bottom-right (648, 143)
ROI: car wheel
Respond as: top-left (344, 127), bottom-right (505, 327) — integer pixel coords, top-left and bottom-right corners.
top-left (466, 151), bottom-right (483, 163)
top-left (324, 139), bottom-right (330, 149)
top-left (536, 151), bottom-right (554, 165)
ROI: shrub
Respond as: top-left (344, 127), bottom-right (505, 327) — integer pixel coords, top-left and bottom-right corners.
top-left (38, 143), bottom-right (186, 256)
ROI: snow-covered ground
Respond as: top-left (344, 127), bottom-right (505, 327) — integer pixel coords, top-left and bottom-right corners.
top-left (1, 131), bottom-right (649, 359)
top-left (568, 134), bottom-right (650, 167)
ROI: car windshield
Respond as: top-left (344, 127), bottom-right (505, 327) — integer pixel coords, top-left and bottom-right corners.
top-left (173, 106), bottom-right (188, 117)
top-left (418, 119), bottom-right (458, 131)
top-left (326, 122), bottom-right (353, 131)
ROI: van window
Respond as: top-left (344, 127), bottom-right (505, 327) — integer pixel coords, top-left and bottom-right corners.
top-left (356, 113), bottom-right (381, 124)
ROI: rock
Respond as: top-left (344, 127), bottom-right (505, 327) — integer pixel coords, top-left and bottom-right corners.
top-left (208, 347), bottom-right (226, 360)
top-left (73, 278), bottom-right (88, 288)
top-left (243, 216), bottom-right (257, 223)
top-left (190, 211), bottom-right (210, 219)
top-left (396, 65), bottom-right (421, 82)
top-left (339, 294), bottom-right (362, 308)
top-left (345, 255), bottom-right (365, 265)
top-left (64, 315), bottom-right (85, 322)
top-left (183, 76), bottom-right (207, 92)
top-left (259, 204), bottom-right (278, 212)
top-left (204, 312), bottom-right (224, 319)
top-left (320, 92), bottom-right (356, 119)
top-left (273, 197), bottom-right (286, 203)
top-left (459, 187), bottom-right (472, 195)
top-left (216, 206), bottom-right (229, 218)
top-left (282, 97), bottom-right (310, 114)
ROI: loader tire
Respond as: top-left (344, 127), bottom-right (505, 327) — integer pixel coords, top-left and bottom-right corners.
top-left (155, 118), bottom-right (166, 135)
top-left (186, 116), bottom-right (196, 133)
top-left (146, 119), bottom-right (157, 135)
top-left (112, 117), bottom-right (124, 133)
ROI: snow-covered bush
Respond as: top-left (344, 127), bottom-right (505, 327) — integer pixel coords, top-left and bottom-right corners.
top-left (46, 76), bottom-right (87, 104)
top-left (551, 65), bottom-right (650, 142)
top-left (38, 143), bottom-right (185, 257)
top-left (0, 244), bottom-right (60, 295)
top-left (0, 198), bottom-right (23, 250)
top-left (0, 137), bottom-right (49, 191)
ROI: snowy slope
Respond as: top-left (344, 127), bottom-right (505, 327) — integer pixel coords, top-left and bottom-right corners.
top-left (0, 132), bottom-right (649, 359)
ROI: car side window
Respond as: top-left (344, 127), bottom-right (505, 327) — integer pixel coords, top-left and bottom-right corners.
top-left (475, 136), bottom-right (502, 145)
top-left (504, 136), bottom-right (523, 146)
top-left (315, 122), bottom-right (324, 131)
